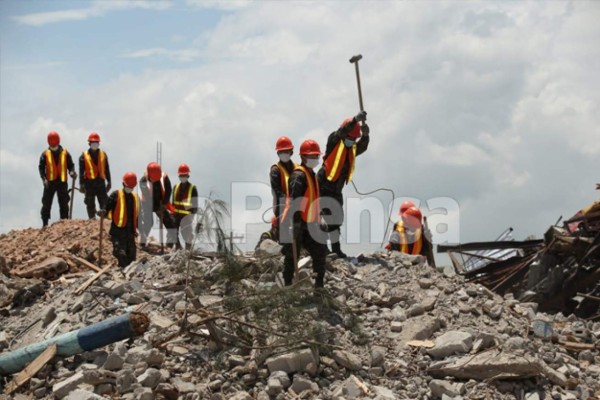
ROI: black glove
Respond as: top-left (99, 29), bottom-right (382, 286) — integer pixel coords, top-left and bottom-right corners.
top-left (43, 179), bottom-right (49, 189)
top-left (97, 209), bottom-right (107, 218)
top-left (596, 183), bottom-right (600, 191)
top-left (106, 183), bottom-right (112, 193)
top-left (361, 123), bottom-right (370, 136)
top-left (353, 110), bottom-right (367, 123)
top-left (79, 185), bottom-right (86, 194)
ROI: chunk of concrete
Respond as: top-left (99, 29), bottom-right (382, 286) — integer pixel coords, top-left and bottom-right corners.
top-left (265, 348), bottom-right (318, 374)
top-left (427, 331), bottom-right (473, 359)
top-left (332, 350), bottom-right (362, 371)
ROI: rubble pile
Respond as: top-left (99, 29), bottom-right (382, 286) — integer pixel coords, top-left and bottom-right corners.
top-left (0, 223), bottom-right (599, 399)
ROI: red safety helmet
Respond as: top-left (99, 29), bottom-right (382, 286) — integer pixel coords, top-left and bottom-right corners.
top-left (178, 163), bottom-right (191, 175)
top-left (399, 200), bottom-right (416, 215)
top-left (403, 206), bottom-right (423, 229)
top-left (88, 132), bottom-right (100, 142)
top-left (299, 139), bottom-right (321, 156)
top-left (340, 117), bottom-right (361, 139)
top-left (146, 162), bottom-right (162, 182)
top-left (47, 131), bottom-right (60, 147)
top-left (122, 172), bottom-right (138, 188)
top-left (275, 136), bottom-right (294, 152)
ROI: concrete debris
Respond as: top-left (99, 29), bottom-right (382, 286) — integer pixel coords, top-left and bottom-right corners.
top-left (0, 220), bottom-right (599, 399)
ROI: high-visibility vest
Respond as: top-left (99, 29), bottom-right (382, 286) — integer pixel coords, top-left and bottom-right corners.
top-left (295, 165), bottom-right (320, 223)
top-left (108, 189), bottom-right (139, 230)
top-left (82, 150), bottom-right (107, 180)
top-left (172, 182), bottom-right (195, 215)
top-left (323, 140), bottom-right (356, 184)
top-left (45, 148), bottom-right (68, 182)
top-left (272, 162), bottom-right (296, 197)
top-left (394, 221), bottom-right (423, 255)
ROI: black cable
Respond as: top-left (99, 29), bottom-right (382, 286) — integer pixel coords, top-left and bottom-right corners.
top-left (350, 180), bottom-right (396, 248)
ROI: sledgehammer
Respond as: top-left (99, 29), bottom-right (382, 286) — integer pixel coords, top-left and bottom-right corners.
top-left (349, 54), bottom-right (364, 111)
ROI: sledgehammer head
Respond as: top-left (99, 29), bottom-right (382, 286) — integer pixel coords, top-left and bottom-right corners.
top-left (349, 54), bottom-right (362, 64)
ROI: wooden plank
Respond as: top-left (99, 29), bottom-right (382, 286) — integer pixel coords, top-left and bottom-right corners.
top-left (75, 264), bottom-right (112, 295)
top-left (559, 341), bottom-right (596, 351)
top-left (69, 255), bottom-right (102, 273)
top-left (4, 343), bottom-right (57, 395)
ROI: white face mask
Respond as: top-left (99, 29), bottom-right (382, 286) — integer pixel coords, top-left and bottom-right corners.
top-left (179, 177), bottom-right (188, 183)
top-left (278, 153), bottom-right (291, 163)
top-left (50, 146), bottom-right (59, 151)
top-left (305, 158), bottom-right (319, 169)
top-left (90, 143), bottom-right (100, 150)
top-left (124, 187), bottom-right (133, 193)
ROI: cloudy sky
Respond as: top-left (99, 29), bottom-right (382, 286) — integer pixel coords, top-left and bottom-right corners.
top-left (1, 0), bottom-right (599, 257)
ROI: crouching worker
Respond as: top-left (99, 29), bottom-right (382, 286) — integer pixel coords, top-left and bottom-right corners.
top-left (386, 205), bottom-right (435, 266)
top-left (98, 172), bottom-right (139, 269)
top-left (280, 140), bottom-right (329, 288)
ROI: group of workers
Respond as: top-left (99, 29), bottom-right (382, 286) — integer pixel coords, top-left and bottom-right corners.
top-left (38, 131), bottom-right (198, 268)
top-left (39, 111), bottom-right (433, 286)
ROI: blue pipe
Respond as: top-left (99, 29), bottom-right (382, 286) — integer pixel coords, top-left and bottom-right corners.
top-left (0, 312), bottom-right (148, 375)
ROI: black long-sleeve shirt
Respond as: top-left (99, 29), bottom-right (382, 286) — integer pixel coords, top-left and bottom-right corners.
top-left (38, 146), bottom-right (75, 181)
top-left (105, 190), bottom-right (136, 235)
top-left (317, 120), bottom-right (370, 194)
top-left (139, 174), bottom-right (172, 212)
top-left (270, 160), bottom-right (295, 220)
top-left (78, 149), bottom-right (112, 186)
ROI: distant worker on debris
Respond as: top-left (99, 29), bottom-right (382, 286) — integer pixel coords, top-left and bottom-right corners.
top-left (172, 163), bottom-right (198, 250)
top-left (386, 202), bottom-right (435, 266)
top-left (139, 162), bottom-right (177, 249)
top-left (38, 131), bottom-right (77, 227)
top-left (79, 132), bottom-right (111, 220)
top-left (280, 139), bottom-right (329, 288)
top-left (98, 172), bottom-right (139, 269)
top-left (318, 110), bottom-right (370, 258)
top-left (256, 136), bottom-right (297, 249)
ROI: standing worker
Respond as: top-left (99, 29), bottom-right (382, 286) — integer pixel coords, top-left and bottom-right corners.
top-left (280, 139), bottom-right (329, 288)
top-left (386, 206), bottom-right (434, 266)
top-left (139, 162), bottom-right (177, 249)
top-left (79, 132), bottom-right (111, 219)
top-left (38, 131), bottom-right (77, 227)
top-left (98, 172), bottom-right (139, 269)
top-left (172, 163), bottom-right (198, 250)
top-left (317, 110), bottom-right (369, 258)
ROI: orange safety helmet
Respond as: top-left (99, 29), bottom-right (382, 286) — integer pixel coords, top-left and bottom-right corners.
top-left (122, 172), bottom-right (138, 188)
top-left (177, 163), bottom-right (191, 176)
top-left (399, 200), bottom-right (416, 215)
top-left (402, 206), bottom-right (423, 229)
top-left (299, 139), bottom-right (321, 156)
top-left (146, 162), bottom-right (162, 182)
top-left (275, 136), bottom-right (294, 152)
top-left (340, 117), bottom-right (361, 139)
top-left (88, 132), bottom-right (100, 142)
top-left (47, 131), bottom-right (60, 147)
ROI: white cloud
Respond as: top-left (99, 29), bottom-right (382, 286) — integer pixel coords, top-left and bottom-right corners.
top-left (121, 48), bottom-right (201, 62)
top-left (12, 0), bottom-right (172, 26)
top-left (185, 0), bottom-right (250, 11)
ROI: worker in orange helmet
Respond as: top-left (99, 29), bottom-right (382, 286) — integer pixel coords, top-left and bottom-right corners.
top-left (280, 139), bottom-right (329, 288)
top-left (172, 163), bottom-right (199, 250)
top-left (78, 132), bottom-right (112, 219)
top-left (98, 172), bottom-right (139, 269)
top-left (317, 110), bottom-right (370, 258)
top-left (38, 131), bottom-right (77, 227)
top-left (386, 206), bottom-right (435, 266)
top-left (256, 136), bottom-right (297, 249)
top-left (139, 162), bottom-right (177, 249)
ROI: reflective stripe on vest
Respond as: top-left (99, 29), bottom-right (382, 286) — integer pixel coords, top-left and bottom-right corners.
top-left (295, 165), bottom-right (320, 223)
top-left (173, 183), bottom-right (195, 215)
top-left (82, 150), bottom-right (107, 180)
top-left (109, 190), bottom-right (139, 230)
top-left (274, 162), bottom-right (296, 197)
top-left (395, 221), bottom-right (423, 255)
top-left (323, 140), bottom-right (356, 183)
top-left (140, 173), bottom-right (174, 214)
top-left (45, 149), bottom-right (68, 182)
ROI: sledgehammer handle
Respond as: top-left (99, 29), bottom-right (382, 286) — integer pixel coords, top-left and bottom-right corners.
top-left (349, 54), bottom-right (364, 111)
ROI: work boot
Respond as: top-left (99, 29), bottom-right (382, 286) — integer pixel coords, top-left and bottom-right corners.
top-left (314, 274), bottom-right (324, 288)
top-left (42, 219), bottom-right (48, 227)
top-left (331, 242), bottom-right (347, 258)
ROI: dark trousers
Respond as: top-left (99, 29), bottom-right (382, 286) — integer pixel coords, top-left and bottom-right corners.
top-left (320, 189), bottom-right (344, 246)
top-left (139, 207), bottom-right (177, 247)
top-left (41, 181), bottom-right (70, 225)
top-left (110, 231), bottom-right (136, 268)
top-left (83, 180), bottom-right (108, 219)
top-left (174, 213), bottom-right (195, 249)
top-left (282, 223), bottom-right (328, 287)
